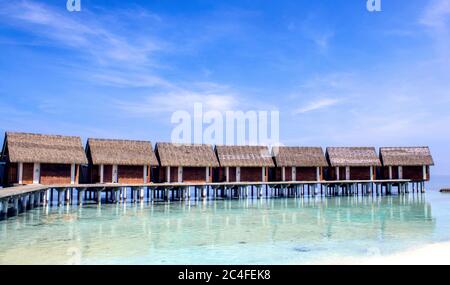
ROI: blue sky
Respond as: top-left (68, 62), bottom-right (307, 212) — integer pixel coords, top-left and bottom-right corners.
top-left (0, 0), bottom-right (450, 174)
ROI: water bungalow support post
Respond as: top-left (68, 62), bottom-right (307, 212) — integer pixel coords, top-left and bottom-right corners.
top-left (115, 188), bottom-right (121, 203)
top-left (57, 189), bottom-right (64, 206)
top-left (66, 188), bottom-right (71, 203)
top-left (140, 187), bottom-right (145, 201)
top-left (29, 193), bottom-right (34, 210)
top-left (201, 186), bottom-right (207, 199)
top-left (0, 200), bottom-right (7, 220)
top-left (43, 189), bottom-right (48, 205)
top-left (97, 188), bottom-right (104, 205)
top-left (78, 189), bottom-right (83, 206)
top-left (13, 198), bottom-right (19, 216)
top-left (36, 191), bottom-right (41, 207)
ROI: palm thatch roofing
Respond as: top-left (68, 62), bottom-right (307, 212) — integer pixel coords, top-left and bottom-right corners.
top-left (380, 147), bottom-right (434, 166)
top-left (326, 147), bottom-right (381, 167)
top-left (87, 138), bottom-right (158, 166)
top-left (215, 145), bottom-right (275, 167)
top-left (272, 146), bottom-right (328, 167)
top-left (155, 142), bottom-right (219, 167)
top-left (2, 132), bottom-right (88, 164)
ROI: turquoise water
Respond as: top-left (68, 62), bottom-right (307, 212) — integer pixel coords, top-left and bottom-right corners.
top-left (1, 177), bottom-right (450, 264)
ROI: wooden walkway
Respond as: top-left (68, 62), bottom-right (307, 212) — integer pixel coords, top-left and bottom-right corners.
top-left (1, 179), bottom-right (424, 220)
top-left (0, 184), bottom-right (48, 200)
top-left (1, 179), bottom-right (413, 189)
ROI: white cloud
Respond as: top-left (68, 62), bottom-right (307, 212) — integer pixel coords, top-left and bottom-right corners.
top-left (114, 83), bottom-right (240, 116)
top-left (293, 98), bottom-right (340, 114)
top-left (420, 0), bottom-right (450, 28)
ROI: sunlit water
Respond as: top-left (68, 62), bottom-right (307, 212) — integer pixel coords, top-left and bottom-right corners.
top-left (1, 176), bottom-right (450, 265)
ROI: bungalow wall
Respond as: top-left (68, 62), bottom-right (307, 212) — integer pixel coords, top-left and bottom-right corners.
top-left (90, 165), bottom-right (99, 183)
top-left (160, 166), bottom-right (212, 183)
top-left (79, 165), bottom-right (89, 184)
top-left (297, 167), bottom-right (321, 181)
top-left (90, 164), bottom-right (151, 184)
top-left (170, 166), bottom-right (178, 182)
top-left (240, 167), bottom-right (262, 182)
top-left (381, 166), bottom-right (399, 180)
top-left (104, 165), bottom-right (113, 183)
top-left (403, 166), bottom-right (426, 181)
top-left (273, 167), bottom-right (322, 182)
top-left (219, 167), bottom-right (268, 182)
top-left (0, 163), bottom-right (5, 186)
top-left (183, 167), bottom-right (211, 183)
top-left (285, 167), bottom-right (293, 181)
top-left (22, 163), bottom-right (34, 184)
top-left (215, 167), bottom-right (235, 182)
top-left (273, 167), bottom-right (292, 181)
top-left (327, 166), bottom-right (375, 181)
top-left (327, 167), bottom-right (345, 180)
top-left (228, 167), bottom-right (236, 182)
top-left (40, 163), bottom-right (73, 185)
top-left (6, 163), bottom-right (18, 186)
top-left (4, 162), bottom-right (79, 185)
top-left (158, 166), bottom-right (166, 183)
top-left (118, 165), bottom-right (147, 184)
top-left (350, 167), bottom-right (373, 180)
top-left (381, 165), bottom-right (430, 181)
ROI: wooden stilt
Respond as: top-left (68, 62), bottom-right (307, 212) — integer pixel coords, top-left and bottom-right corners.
top-left (97, 190), bottom-right (102, 205)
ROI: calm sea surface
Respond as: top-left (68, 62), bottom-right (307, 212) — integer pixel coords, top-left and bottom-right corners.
top-left (1, 176), bottom-right (450, 264)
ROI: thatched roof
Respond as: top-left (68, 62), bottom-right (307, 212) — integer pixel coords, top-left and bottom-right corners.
top-left (87, 138), bottom-right (158, 166)
top-left (155, 142), bottom-right (219, 167)
top-left (2, 132), bottom-right (87, 164)
top-left (215, 145), bottom-right (275, 167)
top-left (380, 147), bottom-right (434, 166)
top-left (273, 146), bottom-right (328, 167)
top-left (326, 147), bottom-right (381, 167)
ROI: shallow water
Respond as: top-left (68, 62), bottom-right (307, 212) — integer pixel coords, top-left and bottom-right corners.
top-left (1, 177), bottom-right (450, 264)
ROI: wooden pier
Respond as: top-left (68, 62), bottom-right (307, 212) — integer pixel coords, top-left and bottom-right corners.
top-left (0, 179), bottom-right (427, 220)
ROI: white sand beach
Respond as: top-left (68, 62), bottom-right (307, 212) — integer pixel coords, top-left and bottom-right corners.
top-left (317, 242), bottom-right (450, 265)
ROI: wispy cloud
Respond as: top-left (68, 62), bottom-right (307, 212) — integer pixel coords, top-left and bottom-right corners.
top-left (0, 0), bottom-right (252, 117)
top-left (290, 13), bottom-right (334, 53)
top-left (419, 0), bottom-right (450, 65)
top-left (294, 98), bottom-right (340, 114)
top-left (420, 0), bottom-right (450, 28)
top-left (114, 83), bottom-right (240, 116)
top-left (91, 71), bottom-right (174, 89)
top-left (0, 0), bottom-right (164, 65)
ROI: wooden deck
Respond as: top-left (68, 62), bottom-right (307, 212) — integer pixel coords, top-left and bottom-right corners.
top-left (0, 184), bottom-right (48, 200)
top-left (0, 179), bottom-right (423, 220)
top-left (29, 178), bottom-right (413, 187)
top-left (1, 178), bottom-right (412, 196)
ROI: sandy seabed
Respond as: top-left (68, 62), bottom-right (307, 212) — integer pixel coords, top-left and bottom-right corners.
top-left (313, 241), bottom-right (450, 265)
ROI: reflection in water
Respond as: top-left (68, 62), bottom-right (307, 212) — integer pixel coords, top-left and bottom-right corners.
top-left (0, 192), bottom-right (440, 264)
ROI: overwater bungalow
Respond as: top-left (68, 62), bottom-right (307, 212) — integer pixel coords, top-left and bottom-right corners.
top-left (0, 132), bottom-right (87, 186)
top-left (215, 145), bottom-right (274, 182)
top-left (272, 147), bottom-right (328, 182)
top-left (326, 147), bottom-right (381, 181)
top-left (155, 143), bottom-right (219, 183)
top-left (85, 138), bottom-right (158, 184)
top-left (379, 147), bottom-right (434, 181)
